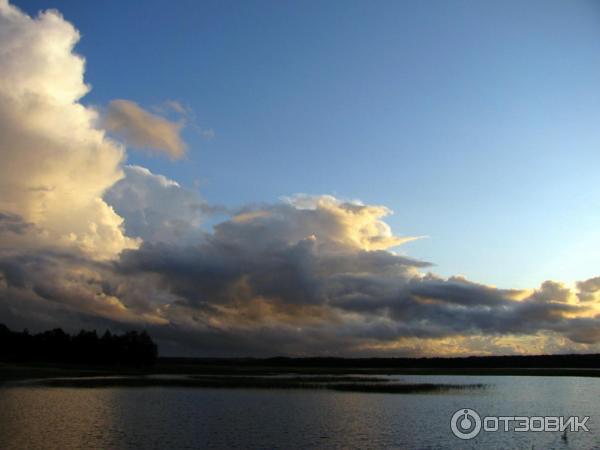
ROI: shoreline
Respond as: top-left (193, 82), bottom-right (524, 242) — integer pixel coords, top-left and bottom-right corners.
top-left (3, 362), bottom-right (600, 382)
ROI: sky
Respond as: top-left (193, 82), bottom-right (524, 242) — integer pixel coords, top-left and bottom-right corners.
top-left (2, 0), bottom-right (600, 356)
top-left (13, 0), bottom-right (600, 289)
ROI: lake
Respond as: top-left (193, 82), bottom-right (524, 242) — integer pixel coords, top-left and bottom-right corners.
top-left (0, 375), bottom-right (597, 449)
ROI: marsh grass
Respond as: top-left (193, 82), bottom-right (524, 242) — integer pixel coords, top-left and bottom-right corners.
top-left (329, 382), bottom-right (487, 393)
top-left (27, 375), bottom-right (487, 394)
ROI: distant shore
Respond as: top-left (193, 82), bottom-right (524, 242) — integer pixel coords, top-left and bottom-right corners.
top-left (4, 355), bottom-right (600, 384)
top-left (3, 359), bottom-right (600, 394)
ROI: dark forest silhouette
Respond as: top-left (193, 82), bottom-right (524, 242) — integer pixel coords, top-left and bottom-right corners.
top-left (3, 322), bottom-right (600, 370)
top-left (163, 354), bottom-right (600, 369)
top-left (236, 354), bottom-right (600, 368)
top-left (0, 324), bottom-right (157, 366)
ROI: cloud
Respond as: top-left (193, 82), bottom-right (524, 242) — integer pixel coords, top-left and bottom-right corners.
top-left (199, 128), bottom-right (215, 139)
top-left (104, 165), bottom-right (213, 244)
top-left (104, 99), bottom-right (187, 159)
top-left (577, 276), bottom-right (600, 302)
top-left (0, 249), bottom-right (168, 332)
top-left (162, 100), bottom-right (188, 115)
top-left (0, 0), bottom-right (137, 260)
top-left (115, 196), bottom-right (600, 356)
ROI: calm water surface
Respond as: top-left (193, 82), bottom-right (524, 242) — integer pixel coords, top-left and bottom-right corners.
top-left (0, 375), bottom-right (598, 449)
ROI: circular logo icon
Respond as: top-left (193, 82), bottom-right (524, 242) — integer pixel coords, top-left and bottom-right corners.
top-left (451, 408), bottom-right (482, 440)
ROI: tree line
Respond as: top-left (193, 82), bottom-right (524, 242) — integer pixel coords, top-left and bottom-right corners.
top-left (165, 353), bottom-right (600, 369)
top-left (0, 324), bottom-right (158, 366)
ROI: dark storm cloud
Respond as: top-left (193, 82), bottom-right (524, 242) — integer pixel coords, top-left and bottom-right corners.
top-left (577, 276), bottom-right (600, 302)
top-left (0, 212), bottom-right (33, 236)
top-left (3, 222), bottom-right (600, 356)
top-left (105, 196), bottom-right (600, 355)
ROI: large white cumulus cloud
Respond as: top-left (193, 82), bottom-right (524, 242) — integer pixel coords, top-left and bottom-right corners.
top-left (0, 0), bottom-right (137, 259)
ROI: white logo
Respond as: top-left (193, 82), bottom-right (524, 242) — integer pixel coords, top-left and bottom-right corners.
top-left (450, 408), bottom-right (590, 440)
top-left (451, 408), bottom-right (482, 440)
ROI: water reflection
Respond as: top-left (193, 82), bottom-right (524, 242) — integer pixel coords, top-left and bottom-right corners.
top-left (0, 376), bottom-right (598, 449)
top-left (0, 387), bottom-right (120, 449)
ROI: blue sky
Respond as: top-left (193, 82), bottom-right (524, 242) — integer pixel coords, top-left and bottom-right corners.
top-left (14, 0), bottom-right (600, 289)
